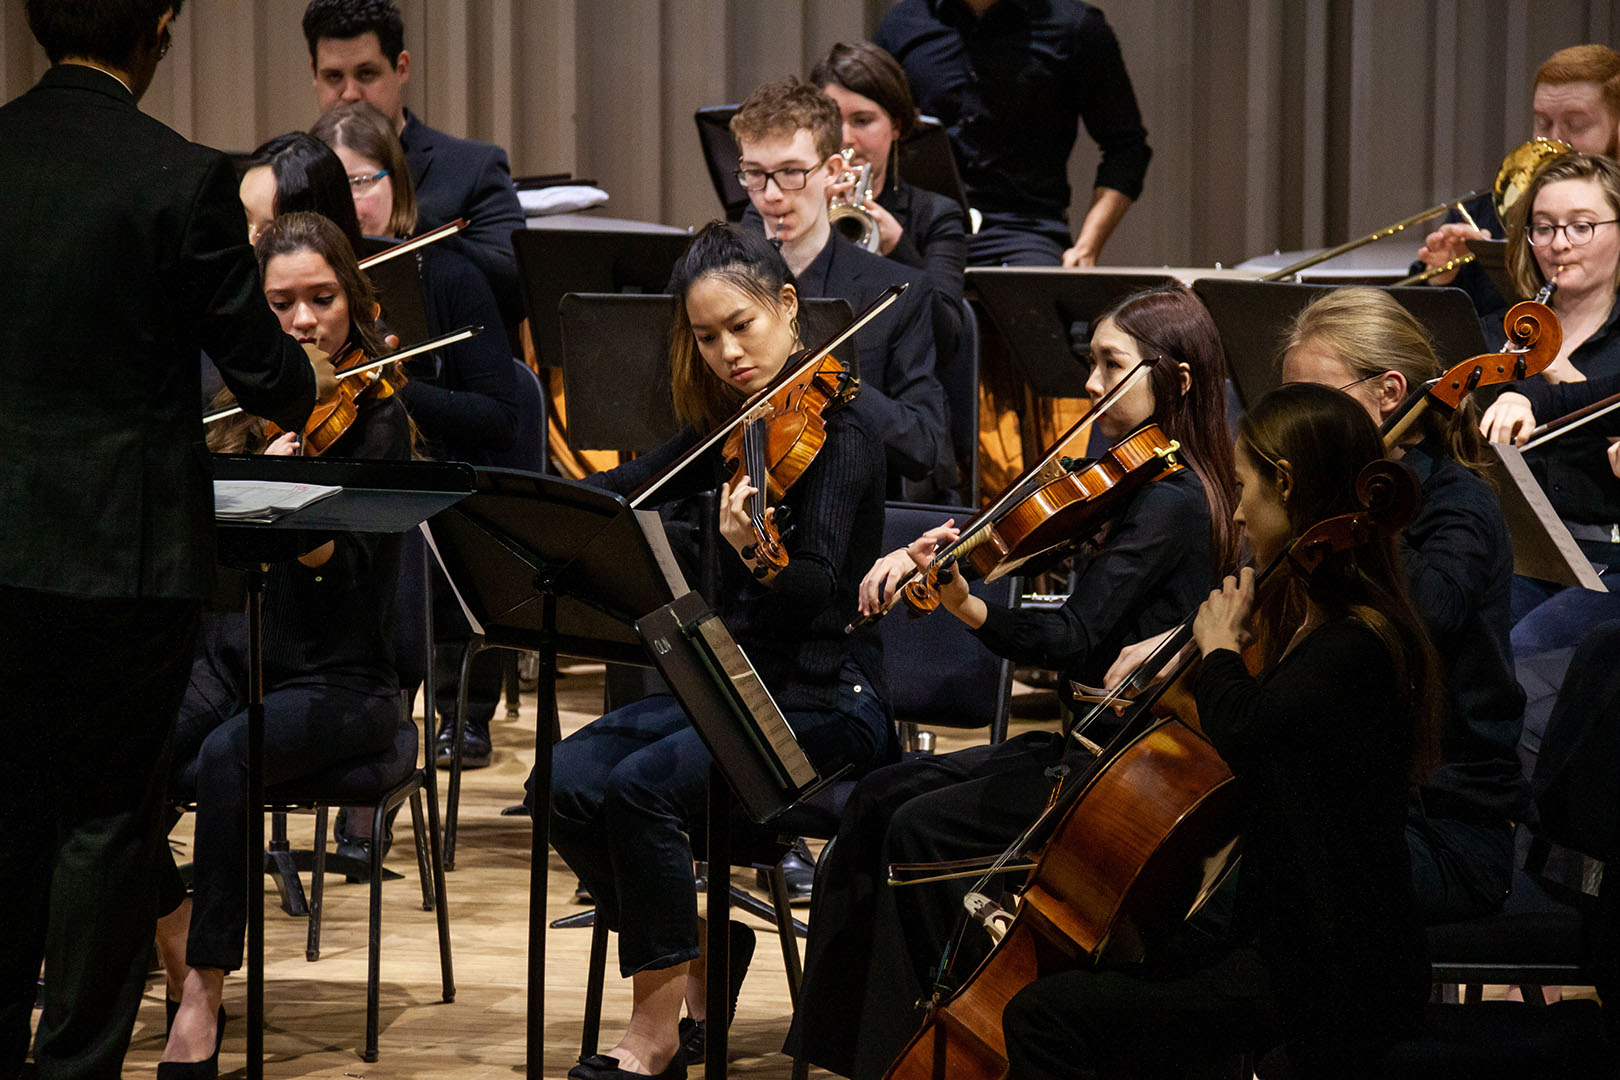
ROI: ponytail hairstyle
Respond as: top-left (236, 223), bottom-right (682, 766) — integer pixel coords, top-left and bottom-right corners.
top-left (667, 221), bottom-right (800, 433)
top-left (1237, 383), bottom-right (1444, 785)
top-left (1097, 283), bottom-right (1242, 575)
top-left (1284, 287), bottom-right (1490, 472)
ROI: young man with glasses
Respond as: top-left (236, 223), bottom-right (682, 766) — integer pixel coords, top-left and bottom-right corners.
top-left (1, 2), bottom-right (324, 1075)
top-left (730, 76), bottom-right (955, 499)
top-left (301, 0), bottom-right (526, 328)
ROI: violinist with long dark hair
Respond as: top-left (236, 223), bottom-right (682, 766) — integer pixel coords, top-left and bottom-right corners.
top-left (540, 222), bottom-right (894, 1080)
top-left (154, 212), bottom-right (409, 1079)
top-left (1002, 384), bottom-right (1439, 1079)
top-left (787, 283), bottom-right (1240, 1080)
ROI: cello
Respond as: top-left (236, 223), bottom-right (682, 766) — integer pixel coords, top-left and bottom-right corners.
top-left (880, 459), bottom-right (1421, 1080)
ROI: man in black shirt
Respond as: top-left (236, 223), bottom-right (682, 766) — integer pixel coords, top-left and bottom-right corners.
top-left (302, 0), bottom-right (527, 327)
top-left (875, 0), bottom-right (1151, 267)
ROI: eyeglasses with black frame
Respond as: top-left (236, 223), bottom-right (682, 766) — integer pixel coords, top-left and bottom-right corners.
top-left (1526, 220), bottom-right (1619, 247)
top-left (735, 165), bottom-right (813, 192)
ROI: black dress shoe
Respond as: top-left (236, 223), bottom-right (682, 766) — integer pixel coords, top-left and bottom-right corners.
top-left (678, 920), bottom-right (756, 1065)
top-left (567, 1051), bottom-right (685, 1080)
top-left (757, 837), bottom-right (816, 904)
top-left (435, 717), bottom-right (492, 769)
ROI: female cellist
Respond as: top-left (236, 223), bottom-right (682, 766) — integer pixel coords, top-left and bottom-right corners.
top-left (787, 283), bottom-right (1240, 1080)
top-left (1001, 383), bottom-right (1440, 1079)
top-left (541, 221), bottom-right (893, 1080)
top-left (1275, 287), bottom-right (1531, 923)
top-left (154, 212), bottom-right (410, 1079)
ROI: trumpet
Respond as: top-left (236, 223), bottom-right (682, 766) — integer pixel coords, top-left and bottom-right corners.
top-left (829, 148), bottom-right (881, 253)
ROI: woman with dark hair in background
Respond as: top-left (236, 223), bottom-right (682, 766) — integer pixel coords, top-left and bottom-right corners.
top-left (788, 283), bottom-right (1240, 1080)
top-left (1002, 383), bottom-right (1437, 1079)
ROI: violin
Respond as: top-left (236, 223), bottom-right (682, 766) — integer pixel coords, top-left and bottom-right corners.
top-left (848, 357), bottom-right (1170, 630)
top-left (720, 351), bottom-right (860, 576)
top-left (881, 460), bottom-right (1421, 1080)
top-left (1380, 295), bottom-right (1561, 446)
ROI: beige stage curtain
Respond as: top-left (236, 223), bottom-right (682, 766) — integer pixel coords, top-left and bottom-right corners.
top-left (4, 1), bottom-right (1619, 267)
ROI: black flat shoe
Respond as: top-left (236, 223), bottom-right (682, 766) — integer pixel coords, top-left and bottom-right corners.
top-left (567, 1051), bottom-right (686, 1080)
top-left (678, 920), bottom-right (756, 1065)
top-left (435, 718), bottom-right (492, 769)
top-left (157, 1005), bottom-right (225, 1080)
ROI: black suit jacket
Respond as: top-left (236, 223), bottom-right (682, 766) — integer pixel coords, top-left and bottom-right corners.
top-left (797, 233), bottom-right (953, 491)
top-left (400, 109), bottom-right (526, 328)
top-left (0, 65), bottom-right (315, 600)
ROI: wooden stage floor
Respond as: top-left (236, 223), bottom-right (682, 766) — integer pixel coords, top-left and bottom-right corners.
top-left (115, 662), bottom-right (1592, 1078)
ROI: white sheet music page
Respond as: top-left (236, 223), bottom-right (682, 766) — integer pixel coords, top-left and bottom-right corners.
top-left (213, 480), bottom-right (341, 523)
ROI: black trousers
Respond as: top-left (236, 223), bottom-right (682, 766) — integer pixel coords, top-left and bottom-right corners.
top-left (785, 731), bottom-right (1068, 1080)
top-left (0, 587), bottom-right (199, 1080)
top-left (967, 213), bottom-right (1072, 267)
top-left (156, 613), bottom-right (398, 971)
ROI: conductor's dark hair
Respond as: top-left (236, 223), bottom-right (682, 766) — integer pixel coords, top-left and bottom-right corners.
top-left (302, 0), bottom-right (406, 66)
top-left (25, 0), bottom-right (183, 67)
top-left (248, 132), bottom-right (364, 252)
top-left (668, 221), bottom-right (799, 432)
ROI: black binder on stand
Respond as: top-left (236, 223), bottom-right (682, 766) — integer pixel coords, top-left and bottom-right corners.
top-left (425, 468), bottom-right (824, 1079)
top-left (212, 454), bottom-right (476, 1080)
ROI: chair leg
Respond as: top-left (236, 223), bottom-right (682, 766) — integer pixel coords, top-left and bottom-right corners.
top-left (580, 914), bottom-right (610, 1059)
top-left (308, 807), bottom-right (328, 962)
top-left (422, 772), bottom-right (455, 1004)
top-left (365, 802), bottom-right (386, 1063)
top-left (766, 864), bottom-right (803, 1007)
top-left (409, 793), bottom-right (433, 911)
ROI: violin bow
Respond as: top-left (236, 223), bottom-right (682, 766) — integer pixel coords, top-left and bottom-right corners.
top-left (1520, 387), bottom-right (1620, 451)
top-left (356, 218), bottom-right (469, 270)
top-left (627, 283), bottom-right (906, 509)
top-left (202, 324), bottom-right (482, 424)
top-left (844, 356), bottom-right (1161, 632)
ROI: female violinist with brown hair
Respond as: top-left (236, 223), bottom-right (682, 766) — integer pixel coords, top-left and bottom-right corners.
top-left (154, 212), bottom-right (410, 1079)
top-left (1002, 382), bottom-right (1440, 1079)
top-left (1279, 287), bottom-right (1531, 924)
top-left (540, 221), bottom-right (893, 1080)
top-left (787, 282), bottom-right (1240, 1080)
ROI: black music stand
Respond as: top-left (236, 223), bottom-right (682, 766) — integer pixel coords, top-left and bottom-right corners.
top-left (695, 105), bottom-right (970, 220)
top-left (212, 454), bottom-right (475, 1080)
top-left (1192, 278), bottom-right (1488, 408)
top-left (358, 236), bottom-right (434, 350)
top-left (1465, 236), bottom-right (1516, 303)
top-left (426, 468), bottom-right (823, 1078)
top-left (556, 294), bottom-right (857, 455)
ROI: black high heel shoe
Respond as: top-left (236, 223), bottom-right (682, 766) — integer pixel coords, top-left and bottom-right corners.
top-left (157, 1005), bottom-right (226, 1080)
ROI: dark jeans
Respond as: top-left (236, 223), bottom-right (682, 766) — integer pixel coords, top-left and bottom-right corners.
top-left (968, 213), bottom-right (1071, 266)
top-left (1405, 806), bottom-right (1514, 923)
top-left (546, 669), bottom-right (889, 978)
top-left (157, 613), bottom-right (398, 971)
top-left (785, 730), bottom-right (1068, 1080)
top-left (0, 587), bottom-right (199, 1080)
top-left (1510, 568), bottom-right (1620, 777)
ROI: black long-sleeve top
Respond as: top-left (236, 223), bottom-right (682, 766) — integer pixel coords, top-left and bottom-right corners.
top-left (971, 468), bottom-right (1215, 689)
top-left (1483, 293), bottom-right (1620, 526)
top-left (875, 0), bottom-right (1152, 221)
top-left (262, 393), bottom-right (408, 696)
top-left (1400, 441), bottom-right (1532, 823)
top-left (395, 245), bottom-right (528, 468)
top-left (1196, 621), bottom-right (1428, 1061)
top-left (587, 393), bottom-right (889, 713)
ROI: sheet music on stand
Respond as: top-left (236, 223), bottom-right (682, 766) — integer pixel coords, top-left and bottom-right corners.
top-left (1486, 443), bottom-right (1608, 591)
top-left (213, 480), bottom-right (340, 523)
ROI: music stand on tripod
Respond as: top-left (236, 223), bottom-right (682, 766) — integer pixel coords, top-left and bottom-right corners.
top-left (426, 469), bottom-right (826, 1079)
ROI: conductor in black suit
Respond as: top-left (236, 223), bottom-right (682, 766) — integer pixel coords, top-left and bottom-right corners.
top-left (0, 3), bottom-right (321, 1076)
top-left (302, 0), bottom-right (527, 328)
